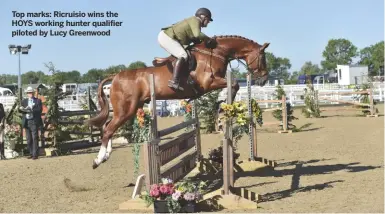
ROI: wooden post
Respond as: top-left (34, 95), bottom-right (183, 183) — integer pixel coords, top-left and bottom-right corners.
top-left (369, 89), bottom-right (374, 116)
top-left (87, 86), bottom-right (94, 143)
top-left (223, 69), bottom-right (234, 195)
top-left (143, 74), bottom-right (160, 189)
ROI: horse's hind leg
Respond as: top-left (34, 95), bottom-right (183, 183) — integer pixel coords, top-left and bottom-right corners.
top-left (93, 101), bottom-right (138, 169)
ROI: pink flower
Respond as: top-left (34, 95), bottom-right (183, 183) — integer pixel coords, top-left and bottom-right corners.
top-left (168, 185), bottom-right (175, 195)
top-left (150, 188), bottom-right (160, 198)
top-left (159, 185), bottom-right (170, 195)
top-left (150, 184), bottom-right (159, 191)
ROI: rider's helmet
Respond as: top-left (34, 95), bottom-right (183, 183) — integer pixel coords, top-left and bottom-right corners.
top-left (195, 8), bottom-right (213, 21)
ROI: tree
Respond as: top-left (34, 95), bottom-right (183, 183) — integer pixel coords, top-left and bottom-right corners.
top-left (63, 70), bottom-right (81, 83)
top-left (105, 64), bottom-right (127, 76)
top-left (286, 71), bottom-right (299, 84)
top-left (321, 38), bottom-right (358, 70)
top-left (127, 61), bottom-right (147, 70)
top-left (44, 62), bottom-right (64, 85)
top-left (266, 52), bottom-right (291, 81)
top-left (82, 68), bottom-right (105, 83)
top-left (300, 61), bottom-right (321, 75)
top-left (22, 71), bottom-right (41, 84)
top-left (229, 68), bottom-right (247, 79)
top-left (359, 41), bottom-right (384, 76)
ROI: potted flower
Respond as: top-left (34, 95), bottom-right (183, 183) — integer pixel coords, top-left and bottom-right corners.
top-left (140, 178), bottom-right (205, 213)
top-left (4, 123), bottom-right (21, 150)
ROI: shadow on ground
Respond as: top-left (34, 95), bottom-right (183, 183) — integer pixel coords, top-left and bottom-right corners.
top-left (187, 157), bottom-right (382, 210)
top-left (235, 158), bottom-right (382, 203)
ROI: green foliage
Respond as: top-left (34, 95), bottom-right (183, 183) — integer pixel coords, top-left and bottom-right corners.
top-left (127, 61), bottom-right (148, 70)
top-left (220, 99), bottom-right (263, 148)
top-left (44, 83), bottom-right (71, 146)
top-left (130, 109), bottom-right (151, 179)
top-left (359, 41), bottom-right (384, 76)
top-left (300, 61), bottom-right (321, 75)
top-left (0, 61), bottom-right (148, 86)
top-left (229, 68), bottom-right (247, 79)
top-left (271, 85), bottom-right (297, 130)
top-left (301, 84), bottom-right (321, 118)
top-left (195, 90), bottom-right (220, 134)
top-left (6, 99), bottom-right (22, 126)
top-left (321, 38), bottom-right (358, 70)
top-left (286, 71), bottom-right (300, 84)
top-left (265, 52), bottom-right (292, 81)
top-left (42, 62), bottom-right (74, 147)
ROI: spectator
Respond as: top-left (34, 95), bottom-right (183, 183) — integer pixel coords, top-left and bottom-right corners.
top-left (19, 87), bottom-right (43, 160)
top-left (0, 103), bottom-right (5, 159)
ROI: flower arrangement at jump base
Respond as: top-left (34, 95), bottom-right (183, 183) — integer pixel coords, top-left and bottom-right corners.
top-left (141, 178), bottom-right (206, 213)
top-left (220, 99), bottom-right (263, 147)
top-left (180, 100), bottom-right (192, 118)
top-left (180, 100), bottom-right (193, 131)
top-left (131, 108), bottom-right (152, 179)
top-left (4, 123), bottom-right (21, 150)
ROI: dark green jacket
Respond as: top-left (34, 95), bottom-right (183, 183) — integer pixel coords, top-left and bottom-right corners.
top-left (162, 16), bottom-right (209, 45)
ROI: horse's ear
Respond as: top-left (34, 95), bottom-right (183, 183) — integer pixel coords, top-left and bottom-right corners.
top-left (260, 42), bottom-right (270, 51)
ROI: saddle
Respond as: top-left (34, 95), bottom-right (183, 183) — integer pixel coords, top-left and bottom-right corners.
top-left (152, 49), bottom-right (197, 73)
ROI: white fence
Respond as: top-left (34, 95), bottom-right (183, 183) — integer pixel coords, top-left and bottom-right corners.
top-left (0, 83), bottom-right (383, 112)
top-left (219, 83), bottom-right (384, 108)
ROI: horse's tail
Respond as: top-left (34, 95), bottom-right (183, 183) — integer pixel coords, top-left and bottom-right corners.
top-left (86, 75), bottom-right (115, 127)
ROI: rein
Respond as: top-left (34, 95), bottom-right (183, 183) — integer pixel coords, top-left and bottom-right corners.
top-left (192, 46), bottom-right (261, 76)
top-left (191, 47), bottom-right (226, 62)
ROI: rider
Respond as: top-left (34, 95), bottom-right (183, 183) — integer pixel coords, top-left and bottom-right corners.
top-left (158, 8), bottom-right (216, 91)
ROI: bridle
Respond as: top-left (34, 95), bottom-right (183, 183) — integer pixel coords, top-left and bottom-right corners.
top-left (191, 44), bottom-right (264, 79)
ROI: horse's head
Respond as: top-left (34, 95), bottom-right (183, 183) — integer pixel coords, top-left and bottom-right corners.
top-left (213, 35), bottom-right (270, 86)
top-left (243, 42), bottom-right (270, 86)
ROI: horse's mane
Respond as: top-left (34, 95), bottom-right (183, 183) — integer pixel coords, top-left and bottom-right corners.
top-left (212, 35), bottom-right (256, 44)
top-left (192, 34), bottom-right (258, 51)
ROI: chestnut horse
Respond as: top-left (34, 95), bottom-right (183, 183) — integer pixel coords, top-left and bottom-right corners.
top-left (86, 35), bottom-right (270, 169)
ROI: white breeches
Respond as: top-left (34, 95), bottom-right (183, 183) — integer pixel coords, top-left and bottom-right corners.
top-left (158, 30), bottom-right (188, 59)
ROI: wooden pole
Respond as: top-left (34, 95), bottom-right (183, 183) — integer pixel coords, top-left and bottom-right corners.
top-left (143, 74), bottom-right (160, 189)
top-left (191, 100), bottom-right (202, 161)
top-left (87, 86), bottom-right (94, 144)
top-left (318, 97), bottom-right (371, 107)
top-left (369, 88), bottom-right (374, 116)
top-left (223, 69), bottom-right (234, 195)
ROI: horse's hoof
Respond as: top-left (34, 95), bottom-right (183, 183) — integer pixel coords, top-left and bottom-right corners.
top-left (92, 160), bottom-right (99, 169)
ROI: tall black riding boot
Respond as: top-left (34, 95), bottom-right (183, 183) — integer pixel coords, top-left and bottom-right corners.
top-left (168, 58), bottom-right (186, 91)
